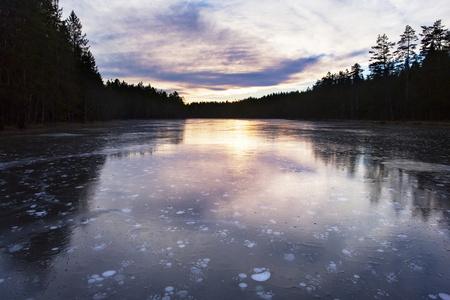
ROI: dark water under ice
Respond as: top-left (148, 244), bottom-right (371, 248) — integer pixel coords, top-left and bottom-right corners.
top-left (1, 119), bottom-right (450, 300)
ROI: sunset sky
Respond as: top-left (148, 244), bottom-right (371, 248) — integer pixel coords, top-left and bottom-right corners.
top-left (58, 0), bottom-right (450, 103)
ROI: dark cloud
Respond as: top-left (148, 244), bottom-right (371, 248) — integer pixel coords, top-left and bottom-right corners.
top-left (100, 53), bottom-right (323, 90)
top-left (342, 49), bottom-right (368, 60)
top-left (154, 1), bottom-right (212, 33)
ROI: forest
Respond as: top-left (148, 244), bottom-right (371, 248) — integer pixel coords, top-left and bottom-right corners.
top-left (0, 0), bottom-right (185, 129)
top-left (188, 22), bottom-right (450, 121)
top-left (1, 0), bottom-right (449, 129)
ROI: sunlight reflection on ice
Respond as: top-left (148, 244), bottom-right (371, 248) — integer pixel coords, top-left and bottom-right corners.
top-left (1, 120), bottom-right (449, 300)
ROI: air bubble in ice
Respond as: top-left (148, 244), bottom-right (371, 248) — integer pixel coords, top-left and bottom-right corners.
top-left (342, 249), bottom-right (352, 256)
top-left (8, 244), bottom-right (25, 253)
top-left (251, 271), bottom-right (271, 282)
top-left (439, 293), bottom-right (450, 300)
top-left (165, 286), bottom-right (174, 292)
top-left (283, 253), bottom-right (295, 261)
top-left (102, 270), bottom-right (116, 277)
top-left (244, 240), bottom-right (256, 248)
top-left (176, 290), bottom-right (188, 298)
top-left (35, 211), bottom-right (47, 217)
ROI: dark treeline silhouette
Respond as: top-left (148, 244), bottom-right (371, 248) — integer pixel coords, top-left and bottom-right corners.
top-left (104, 80), bottom-right (185, 120)
top-left (187, 20), bottom-right (450, 121)
top-left (1, 1), bottom-right (449, 128)
top-left (0, 0), bottom-right (184, 129)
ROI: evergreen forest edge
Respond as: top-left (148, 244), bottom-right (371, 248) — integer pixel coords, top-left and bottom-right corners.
top-left (1, 1), bottom-right (449, 129)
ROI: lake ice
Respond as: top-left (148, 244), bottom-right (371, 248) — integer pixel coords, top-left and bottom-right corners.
top-left (0, 119), bottom-right (449, 299)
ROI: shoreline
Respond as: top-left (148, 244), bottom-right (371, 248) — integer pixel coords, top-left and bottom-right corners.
top-left (1, 118), bottom-right (449, 133)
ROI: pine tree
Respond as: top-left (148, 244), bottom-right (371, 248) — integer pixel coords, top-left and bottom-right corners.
top-left (369, 34), bottom-right (395, 119)
top-left (66, 11), bottom-right (89, 58)
top-left (65, 10), bottom-right (102, 122)
top-left (395, 25), bottom-right (418, 71)
top-left (369, 34), bottom-right (395, 79)
top-left (420, 20), bottom-right (449, 57)
top-left (418, 20), bottom-right (450, 120)
top-left (395, 25), bottom-right (418, 119)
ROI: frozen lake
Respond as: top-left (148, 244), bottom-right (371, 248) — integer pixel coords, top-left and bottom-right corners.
top-left (1, 119), bottom-right (450, 300)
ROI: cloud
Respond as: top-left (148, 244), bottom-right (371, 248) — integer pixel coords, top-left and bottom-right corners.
top-left (100, 51), bottom-right (323, 89)
top-left (59, 0), bottom-right (450, 101)
top-left (159, 55), bottom-right (323, 88)
top-left (155, 1), bottom-right (212, 33)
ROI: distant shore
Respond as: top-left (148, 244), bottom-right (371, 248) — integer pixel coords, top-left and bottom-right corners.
top-left (1, 119), bottom-right (449, 133)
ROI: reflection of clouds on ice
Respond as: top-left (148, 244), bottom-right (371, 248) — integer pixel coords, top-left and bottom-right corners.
top-left (2, 120), bottom-right (450, 299)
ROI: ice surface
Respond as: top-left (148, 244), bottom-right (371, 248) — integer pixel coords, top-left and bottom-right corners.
top-left (382, 159), bottom-right (450, 172)
top-left (1, 120), bottom-right (449, 300)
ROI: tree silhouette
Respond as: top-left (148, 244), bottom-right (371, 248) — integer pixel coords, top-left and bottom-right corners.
top-left (395, 25), bottom-right (418, 70)
top-left (369, 34), bottom-right (395, 78)
top-left (420, 20), bottom-right (448, 56)
top-left (395, 25), bottom-right (418, 119)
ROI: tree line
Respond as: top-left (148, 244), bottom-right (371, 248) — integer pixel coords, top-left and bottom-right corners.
top-left (0, 0), bottom-right (184, 129)
top-left (188, 20), bottom-right (450, 121)
top-left (1, 1), bottom-right (449, 129)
